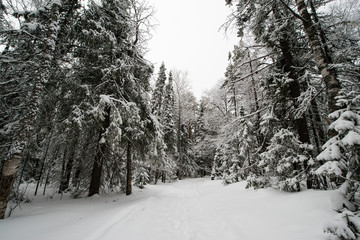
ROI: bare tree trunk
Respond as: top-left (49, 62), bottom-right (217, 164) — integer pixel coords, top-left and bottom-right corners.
top-left (42, 170), bottom-right (50, 196)
top-left (295, 0), bottom-right (340, 114)
top-left (57, 149), bottom-right (67, 194)
top-left (154, 169), bottom-right (160, 184)
top-left (161, 171), bottom-right (166, 183)
top-left (126, 140), bottom-right (132, 196)
top-left (35, 129), bottom-right (53, 196)
top-left (232, 87), bottom-right (238, 117)
top-left (88, 106), bottom-right (111, 197)
top-left (177, 107), bottom-right (183, 180)
top-left (310, 99), bottom-right (326, 148)
top-left (247, 51), bottom-right (261, 124)
top-left (59, 136), bottom-right (78, 193)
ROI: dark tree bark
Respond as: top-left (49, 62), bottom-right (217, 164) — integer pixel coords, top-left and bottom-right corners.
top-left (58, 137), bottom-right (77, 193)
top-left (310, 99), bottom-right (326, 149)
top-left (126, 139), bottom-right (132, 196)
top-left (88, 106), bottom-right (111, 197)
top-left (58, 149), bottom-right (67, 194)
top-left (161, 171), bottom-right (166, 183)
top-left (35, 129), bottom-right (53, 196)
top-left (247, 51), bottom-right (261, 125)
top-left (154, 169), bottom-right (160, 184)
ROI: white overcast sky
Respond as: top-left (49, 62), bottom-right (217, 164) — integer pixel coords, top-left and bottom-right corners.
top-left (145, 0), bottom-right (238, 99)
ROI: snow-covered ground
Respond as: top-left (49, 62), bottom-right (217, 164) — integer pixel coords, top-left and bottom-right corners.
top-left (1, 178), bottom-right (337, 240)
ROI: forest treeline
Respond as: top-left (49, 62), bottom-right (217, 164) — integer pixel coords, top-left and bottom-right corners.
top-left (0, 0), bottom-right (202, 220)
top-left (1, 0), bottom-right (360, 238)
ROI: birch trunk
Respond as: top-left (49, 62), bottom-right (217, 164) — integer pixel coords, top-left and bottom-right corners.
top-left (295, 0), bottom-right (341, 114)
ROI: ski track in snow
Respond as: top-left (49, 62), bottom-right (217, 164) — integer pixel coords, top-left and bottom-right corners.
top-left (0, 178), bottom-right (336, 240)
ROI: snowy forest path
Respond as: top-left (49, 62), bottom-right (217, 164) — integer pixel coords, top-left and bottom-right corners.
top-left (0, 178), bottom-right (335, 240)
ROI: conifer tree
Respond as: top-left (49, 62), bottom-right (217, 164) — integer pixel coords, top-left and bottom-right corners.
top-left (152, 62), bottom-right (167, 116)
top-left (163, 72), bottom-right (177, 153)
top-left (70, 0), bottom-right (154, 196)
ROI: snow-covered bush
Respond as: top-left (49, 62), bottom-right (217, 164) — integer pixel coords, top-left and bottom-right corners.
top-left (246, 173), bottom-right (269, 189)
top-left (316, 108), bottom-right (360, 199)
top-left (325, 209), bottom-right (360, 240)
top-left (211, 146), bottom-right (229, 180)
top-left (134, 161), bottom-right (150, 189)
top-left (256, 128), bottom-right (314, 192)
top-left (316, 88), bottom-right (360, 201)
top-left (317, 90), bottom-right (360, 239)
top-left (223, 160), bottom-right (242, 185)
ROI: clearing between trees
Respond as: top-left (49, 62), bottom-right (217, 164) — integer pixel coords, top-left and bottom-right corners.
top-left (0, 178), bottom-right (336, 240)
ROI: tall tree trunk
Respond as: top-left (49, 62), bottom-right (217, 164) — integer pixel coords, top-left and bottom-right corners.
top-left (42, 170), bottom-right (50, 196)
top-left (232, 87), bottom-right (238, 117)
top-left (177, 107), bottom-right (183, 180)
top-left (58, 136), bottom-right (77, 193)
top-left (310, 98), bottom-right (326, 148)
top-left (58, 149), bottom-right (67, 194)
top-left (247, 51), bottom-right (261, 125)
top-left (35, 129), bottom-right (53, 196)
top-left (126, 140), bottom-right (132, 196)
top-left (154, 169), bottom-right (160, 184)
top-left (88, 106), bottom-right (111, 197)
top-left (295, 0), bottom-right (341, 114)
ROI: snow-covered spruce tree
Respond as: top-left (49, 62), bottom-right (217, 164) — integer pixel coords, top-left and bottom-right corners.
top-left (161, 71), bottom-right (178, 181)
top-left (249, 128), bottom-right (314, 192)
top-left (149, 63), bottom-right (168, 184)
top-left (225, 107), bottom-right (260, 184)
top-left (0, 0), bottom-right (79, 219)
top-left (194, 100), bottom-right (217, 177)
top-left (72, 0), bottom-right (155, 196)
top-left (211, 143), bottom-right (232, 180)
top-left (162, 72), bottom-right (177, 150)
top-left (317, 90), bottom-right (360, 239)
top-left (152, 62), bottom-right (167, 116)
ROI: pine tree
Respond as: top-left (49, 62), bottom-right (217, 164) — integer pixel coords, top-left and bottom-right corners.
top-left (253, 128), bottom-right (314, 192)
top-left (70, 0), bottom-right (155, 196)
top-left (161, 71), bottom-right (178, 180)
top-left (152, 62), bottom-right (167, 115)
